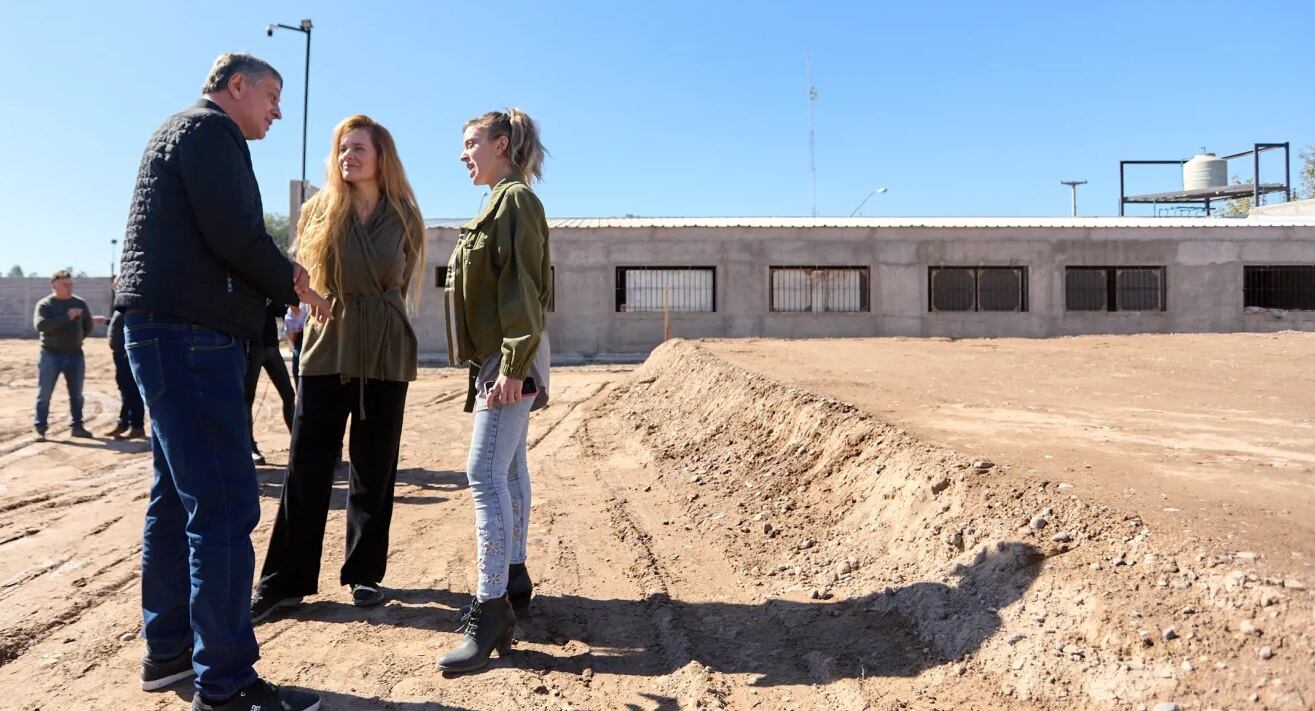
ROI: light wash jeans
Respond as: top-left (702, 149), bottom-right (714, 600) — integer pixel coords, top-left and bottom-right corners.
top-left (466, 394), bottom-right (533, 601)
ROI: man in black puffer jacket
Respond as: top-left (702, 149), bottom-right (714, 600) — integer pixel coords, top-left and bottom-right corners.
top-left (117, 52), bottom-right (323, 711)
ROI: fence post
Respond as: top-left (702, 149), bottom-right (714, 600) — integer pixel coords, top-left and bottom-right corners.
top-left (663, 286), bottom-right (670, 342)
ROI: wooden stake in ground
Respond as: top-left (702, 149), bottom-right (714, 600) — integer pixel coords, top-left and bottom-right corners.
top-left (663, 286), bottom-right (670, 342)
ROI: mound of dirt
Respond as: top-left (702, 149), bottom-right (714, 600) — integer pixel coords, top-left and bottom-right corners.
top-left (601, 339), bottom-right (1313, 708)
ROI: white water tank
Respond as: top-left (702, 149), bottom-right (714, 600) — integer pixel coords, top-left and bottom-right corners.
top-left (1183, 153), bottom-right (1227, 190)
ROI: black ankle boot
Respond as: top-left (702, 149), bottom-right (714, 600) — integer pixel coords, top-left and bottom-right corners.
top-left (437, 594), bottom-right (515, 672)
top-left (456, 564), bottom-right (534, 620)
top-left (507, 563), bottom-right (533, 615)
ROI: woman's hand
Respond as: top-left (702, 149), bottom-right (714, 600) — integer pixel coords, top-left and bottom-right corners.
top-left (299, 287), bottom-right (334, 323)
top-left (485, 374), bottom-right (524, 409)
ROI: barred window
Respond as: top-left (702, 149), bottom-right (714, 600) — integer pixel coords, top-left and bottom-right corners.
top-left (438, 265), bottom-right (555, 312)
top-left (1066, 267), bottom-right (1166, 312)
top-left (929, 267), bottom-right (1027, 312)
top-left (1244, 265), bottom-right (1315, 310)
top-left (769, 267), bottom-right (869, 312)
top-left (616, 267), bottom-right (715, 312)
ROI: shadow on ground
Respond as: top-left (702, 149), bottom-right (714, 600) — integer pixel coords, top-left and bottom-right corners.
top-left (271, 541), bottom-right (1045, 686)
top-left (254, 467), bottom-right (466, 508)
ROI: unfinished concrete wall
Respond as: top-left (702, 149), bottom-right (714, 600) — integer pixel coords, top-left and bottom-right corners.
top-left (0, 277), bottom-right (114, 339)
top-left (418, 223), bottom-right (1315, 360)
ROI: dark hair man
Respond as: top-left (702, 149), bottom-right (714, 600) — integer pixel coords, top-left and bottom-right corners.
top-left (32, 269), bottom-right (95, 440)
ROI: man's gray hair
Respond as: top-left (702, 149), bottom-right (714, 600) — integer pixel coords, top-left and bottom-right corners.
top-left (201, 53), bottom-right (282, 94)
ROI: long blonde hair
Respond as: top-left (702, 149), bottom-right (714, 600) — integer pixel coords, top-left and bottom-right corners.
top-left (465, 108), bottom-right (547, 184)
top-left (296, 115), bottom-right (426, 307)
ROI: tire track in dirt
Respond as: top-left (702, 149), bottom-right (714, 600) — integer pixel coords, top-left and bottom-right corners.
top-left (0, 546), bottom-right (140, 666)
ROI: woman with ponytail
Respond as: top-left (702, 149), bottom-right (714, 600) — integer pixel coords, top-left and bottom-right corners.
top-left (251, 115), bottom-right (426, 621)
top-left (438, 108), bottom-right (551, 672)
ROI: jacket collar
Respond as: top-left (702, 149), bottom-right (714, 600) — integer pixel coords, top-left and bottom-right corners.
top-left (463, 176), bottom-right (525, 230)
top-left (194, 98), bottom-right (228, 115)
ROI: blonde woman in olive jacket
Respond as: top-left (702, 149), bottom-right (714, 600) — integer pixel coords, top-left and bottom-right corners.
top-left (438, 108), bottom-right (551, 673)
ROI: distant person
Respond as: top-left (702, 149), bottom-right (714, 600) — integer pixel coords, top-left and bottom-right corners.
top-left (116, 52), bottom-right (328, 711)
top-left (284, 303), bottom-right (306, 387)
top-left (252, 114), bottom-right (424, 620)
top-left (104, 276), bottom-right (145, 439)
top-left (244, 299), bottom-right (296, 465)
top-left (32, 269), bottom-right (95, 440)
top-left (437, 109), bottom-right (551, 673)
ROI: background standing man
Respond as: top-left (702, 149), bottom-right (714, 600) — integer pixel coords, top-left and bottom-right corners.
top-left (115, 52), bottom-right (325, 711)
top-left (32, 269), bottom-right (95, 440)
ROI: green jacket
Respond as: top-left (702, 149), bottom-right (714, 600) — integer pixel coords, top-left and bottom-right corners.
top-left (445, 177), bottom-right (550, 379)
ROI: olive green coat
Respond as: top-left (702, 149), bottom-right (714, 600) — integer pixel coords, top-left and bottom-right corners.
top-left (444, 177), bottom-right (550, 379)
top-left (300, 200), bottom-right (419, 384)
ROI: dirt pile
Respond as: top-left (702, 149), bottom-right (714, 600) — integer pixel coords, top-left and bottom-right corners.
top-left (601, 339), bottom-right (1313, 708)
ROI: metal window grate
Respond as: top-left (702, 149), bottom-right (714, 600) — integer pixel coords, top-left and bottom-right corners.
top-left (769, 267), bottom-right (869, 312)
top-left (1116, 268), bottom-right (1163, 311)
top-left (1065, 268), bottom-right (1107, 311)
top-left (929, 267), bottom-right (1027, 312)
top-left (1066, 267), bottom-right (1165, 311)
top-left (615, 267), bottom-right (716, 312)
top-left (1244, 265), bottom-right (1315, 310)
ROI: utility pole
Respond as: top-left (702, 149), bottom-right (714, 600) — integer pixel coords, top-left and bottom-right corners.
top-left (1060, 180), bottom-right (1087, 217)
top-left (807, 55), bottom-right (817, 217)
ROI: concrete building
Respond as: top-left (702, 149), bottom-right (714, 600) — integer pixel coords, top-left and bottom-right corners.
top-left (419, 216), bottom-right (1315, 360)
top-left (5, 217), bottom-right (1312, 358)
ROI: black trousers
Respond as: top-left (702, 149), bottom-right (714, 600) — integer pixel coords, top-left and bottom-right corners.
top-left (256, 374), bottom-right (408, 597)
top-left (113, 349), bottom-right (145, 428)
top-left (244, 343), bottom-right (295, 445)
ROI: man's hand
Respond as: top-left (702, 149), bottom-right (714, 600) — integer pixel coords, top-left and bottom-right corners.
top-left (91, 315), bottom-right (109, 326)
top-left (485, 374), bottom-right (524, 409)
top-left (67, 307), bottom-right (83, 320)
top-left (291, 261), bottom-right (310, 294)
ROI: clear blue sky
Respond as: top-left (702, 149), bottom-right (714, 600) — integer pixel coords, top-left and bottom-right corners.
top-left (2, 0), bottom-right (1311, 275)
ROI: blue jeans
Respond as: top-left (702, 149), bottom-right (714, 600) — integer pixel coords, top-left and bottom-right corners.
top-left (34, 350), bottom-right (85, 429)
top-left (113, 349), bottom-right (145, 429)
top-left (466, 396), bottom-right (533, 601)
top-left (125, 312), bottom-right (260, 700)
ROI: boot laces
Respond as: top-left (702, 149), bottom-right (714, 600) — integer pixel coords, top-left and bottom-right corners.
top-left (457, 598), bottom-right (482, 638)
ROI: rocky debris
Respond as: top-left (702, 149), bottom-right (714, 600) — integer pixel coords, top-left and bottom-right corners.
top-left (1162, 628), bottom-right (1178, 642)
top-left (1258, 646), bottom-right (1275, 660)
top-left (1237, 619), bottom-right (1262, 637)
top-left (1051, 532), bottom-right (1072, 543)
top-left (1152, 703), bottom-right (1180, 711)
top-left (972, 459), bottom-right (994, 471)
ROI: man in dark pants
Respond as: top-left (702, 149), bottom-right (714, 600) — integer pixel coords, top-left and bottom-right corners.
top-left (104, 277), bottom-right (145, 439)
top-left (245, 299), bottom-right (296, 465)
top-left (115, 52), bottom-right (324, 711)
top-left (32, 269), bottom-right (96, 440)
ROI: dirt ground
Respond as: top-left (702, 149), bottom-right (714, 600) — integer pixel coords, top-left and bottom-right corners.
top-left (0, 334), bottom-right (1311, 710)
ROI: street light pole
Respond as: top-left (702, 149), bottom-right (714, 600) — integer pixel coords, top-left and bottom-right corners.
top-left (267, 19), bottom-right (313, 207)
top-left (1060, 180), bottom-right (1087, 217)
top-left (110, 238), bottom-right (118, 278)
top-left (849, 187), bottom-right (888, 217)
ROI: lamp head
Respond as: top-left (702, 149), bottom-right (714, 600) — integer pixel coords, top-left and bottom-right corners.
top-left (266, 24), bottom-right (275, 36)
top-left (300, 19), bottom-right (313, 31)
